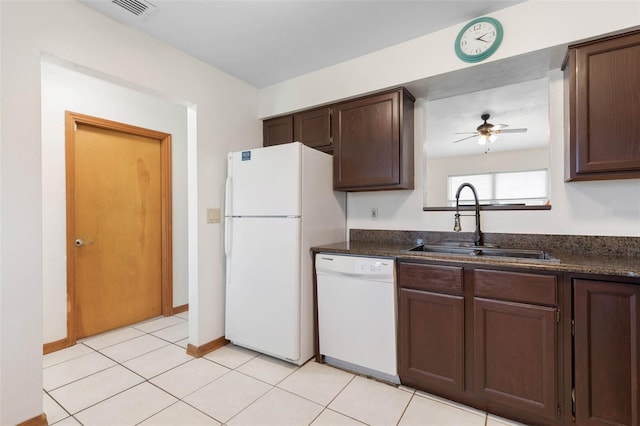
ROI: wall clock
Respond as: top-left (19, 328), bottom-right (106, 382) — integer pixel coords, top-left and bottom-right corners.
top-left (455, 17), bottom-right (503, 63)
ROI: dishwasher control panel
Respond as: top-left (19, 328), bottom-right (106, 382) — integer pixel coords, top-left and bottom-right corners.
top-left (356, 259), bottom-right (392, 274)
top-left (316, 254), bottom-right (394, 280)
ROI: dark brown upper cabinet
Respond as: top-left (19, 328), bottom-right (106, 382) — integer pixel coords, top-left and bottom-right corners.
top-left (263, 87), bottom-right (415, 191)
top-left (263, 115), bottom-right (293, 147)
top-left (565, 30), bottom-right (640, 181)
top-left (332, 88), bottom-right (414, 191)
top-left (263, 107), bottom-right (332, 153)
top-left (293, 107), bottom-right (332, 153)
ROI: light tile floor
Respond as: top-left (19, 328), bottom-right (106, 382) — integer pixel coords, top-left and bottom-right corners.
top-left (43, 312), bottom-right (526, 426)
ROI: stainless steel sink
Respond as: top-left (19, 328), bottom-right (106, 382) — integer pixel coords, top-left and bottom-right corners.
top-left (408, 244), bottom-right (560, 262)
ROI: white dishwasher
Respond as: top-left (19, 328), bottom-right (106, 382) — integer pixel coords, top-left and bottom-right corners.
top-left (315, 253), bottom-right (399, 383)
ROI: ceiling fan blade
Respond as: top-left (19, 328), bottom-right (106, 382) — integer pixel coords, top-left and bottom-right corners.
top-left (453, 134), bottom-right (478, 143)
top-left (492, 124), bottom-right (509, 130)
top-left (495, 128), bottom-right (528, 134)
top-left (454, 131), bottom-right (478, 135)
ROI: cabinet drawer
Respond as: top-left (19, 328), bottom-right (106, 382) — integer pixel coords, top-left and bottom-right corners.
top-left (474, 269), bottom-right (557, 306)
top-left (398, 262), bottom-right (463, 295)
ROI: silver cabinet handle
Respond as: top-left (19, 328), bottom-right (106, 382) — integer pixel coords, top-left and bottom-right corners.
top-left (75, 238), bottom-right (94, 247)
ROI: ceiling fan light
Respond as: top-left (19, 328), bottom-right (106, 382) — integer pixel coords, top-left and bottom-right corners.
top-left (477, 135), bottom-right (488, 145)
top-left (489, 134), bottom-right (497, 143)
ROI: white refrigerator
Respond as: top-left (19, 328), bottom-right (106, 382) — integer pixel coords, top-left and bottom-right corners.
top-left (224, 142), bottom-right (346, 365)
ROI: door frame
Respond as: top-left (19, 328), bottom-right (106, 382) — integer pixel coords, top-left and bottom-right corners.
top-left (65, 111), bottom-right (173, 346)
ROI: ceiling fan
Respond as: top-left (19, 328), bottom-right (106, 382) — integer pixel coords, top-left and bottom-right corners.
top-left (453, 113), bottom-right (528, 145)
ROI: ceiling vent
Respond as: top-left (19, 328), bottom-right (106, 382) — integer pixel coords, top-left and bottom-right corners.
top-left (112, 0), bottom-right (157, 19)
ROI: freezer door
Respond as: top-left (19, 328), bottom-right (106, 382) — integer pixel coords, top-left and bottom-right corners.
top-left (225, 217), bottom-right (302, 362)
top-left (227, 143), bottom-right (301, 217)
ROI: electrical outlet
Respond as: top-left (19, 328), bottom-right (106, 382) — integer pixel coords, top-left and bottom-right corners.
top-left (207, 208), bottom-right (221, 224)
top-left (370, 207), bottom-right (378, 220)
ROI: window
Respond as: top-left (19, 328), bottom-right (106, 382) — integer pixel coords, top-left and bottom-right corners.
top-left (448, 170), bottom-right (548, 206)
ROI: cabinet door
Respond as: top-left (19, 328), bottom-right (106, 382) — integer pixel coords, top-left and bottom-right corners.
top-left (574, 279), bottom-right (640, 426)
top-left (293, 107), bottom-right (332, 152)
top-left (567, 30), bottom-right (640, 180)
top-left (399, 288), bottom-right (465, 395)
top-left (332, 89), bottom-right (414, 191)
top-left (263, 115), bottom-right (293, 147)
top-left (474, 298), bottom-right (558, 420)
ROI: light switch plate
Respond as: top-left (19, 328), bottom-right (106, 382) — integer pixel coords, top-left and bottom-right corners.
top-left (207, 208), bottom-right (221, 224)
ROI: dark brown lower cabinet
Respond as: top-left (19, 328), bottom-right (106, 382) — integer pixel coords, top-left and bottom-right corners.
top-left (398, 260), bottom-right (562, 425)
top-left (397, 260), bottom-right (640, 426)
top-left (399, 288), bottom-right (464, 394)
top-left (474, 298), bottom-right (559, 420)
top-left (573, 279), bottom-right (640, 426)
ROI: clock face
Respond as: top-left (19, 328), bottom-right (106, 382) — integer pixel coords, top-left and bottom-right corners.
top-left (455, 17), bottom-right (503, 63)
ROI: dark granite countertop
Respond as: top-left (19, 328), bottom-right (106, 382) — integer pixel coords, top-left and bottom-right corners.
top-left (312, 231), bottom-right (640, 279)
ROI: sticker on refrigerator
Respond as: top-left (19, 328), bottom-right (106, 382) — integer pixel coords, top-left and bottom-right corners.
top-left (242, 151), bottom-right (251, 161)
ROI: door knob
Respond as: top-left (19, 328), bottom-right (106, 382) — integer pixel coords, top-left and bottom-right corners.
top-left (75, 238), bottom-right (94, 247)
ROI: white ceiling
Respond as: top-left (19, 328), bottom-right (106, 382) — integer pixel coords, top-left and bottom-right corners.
top-left (425, 77), bottom-right (550, 158)
top-left (79, 0), bottom-right (525, 89)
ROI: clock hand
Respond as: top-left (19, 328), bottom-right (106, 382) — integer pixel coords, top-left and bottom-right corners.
top-left (475, 33), bottom-right (490, 42)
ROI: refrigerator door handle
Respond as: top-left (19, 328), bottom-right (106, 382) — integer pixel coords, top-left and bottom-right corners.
top-left (225, 216), bottom-right (232, 257)
top-left (225, 224), bottom-right (232, 286)
top-left (224, 175), bottom-right (232, 218)
top-left (224, 177), bottom-right (232, 258)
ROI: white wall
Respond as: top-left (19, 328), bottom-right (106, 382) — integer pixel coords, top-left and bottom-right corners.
top-left (260, 1), bottom-right (640, 238)
top-left (260, 1), bottom-right (640, 116)
top-left (41, 60), bottom-right (190, 344)
top-left (1, 1), bottom-right (260, 424)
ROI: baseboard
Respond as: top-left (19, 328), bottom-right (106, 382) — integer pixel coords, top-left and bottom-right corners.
top-left (44, 304), bottom-right (188, 355)
top-left (186, 336), bottom-right (229, 357)
top-left (43, 338), bottom-right (69, 355)
top-left (17, 413), bottom-right (47, 426)
top-left (172, 303), bottom-right (189, 314)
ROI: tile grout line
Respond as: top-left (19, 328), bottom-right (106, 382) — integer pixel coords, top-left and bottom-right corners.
top-left (43, 389), bottom-right (73, 424)
top-left (95, 321), bottom-right (225, 424)
top-left (44, 316), bottom-right (199, 425)
top-left (395, 392), bottom-right (415, 426)
top-left (110, 317), bottom-right (237, 425)
top-left (47, 314), bottom-right (487, 426)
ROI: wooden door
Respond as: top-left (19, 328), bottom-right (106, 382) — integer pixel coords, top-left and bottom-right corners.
top-left (473, 298), bottom-right (558, 420)
top-left (574, 279), bottom-right (640, 426)
top-left (66, 112), bottom-right (172, 341)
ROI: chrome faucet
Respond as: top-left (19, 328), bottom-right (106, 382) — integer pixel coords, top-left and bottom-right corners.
top-left (454, 182), bottom-right (484, 247)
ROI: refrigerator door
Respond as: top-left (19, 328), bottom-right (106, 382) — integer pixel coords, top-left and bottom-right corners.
top-left (227, 143), bottom-right (301, 217)
top-left (225, 216), bottom-right (302, 362)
